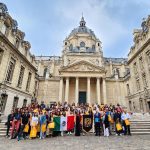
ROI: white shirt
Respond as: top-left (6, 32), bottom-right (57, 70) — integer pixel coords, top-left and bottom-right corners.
top-left (121, 112), bottom-right (131, 121)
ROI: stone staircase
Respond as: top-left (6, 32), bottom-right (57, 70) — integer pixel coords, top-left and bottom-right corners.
top-left (0, 113), bottom-right (150, 136)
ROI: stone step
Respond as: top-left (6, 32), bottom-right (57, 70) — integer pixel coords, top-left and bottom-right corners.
top-left (131, 132), bottom-right (150, 135)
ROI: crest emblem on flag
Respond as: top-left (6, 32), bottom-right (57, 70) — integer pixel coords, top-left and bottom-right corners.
top-left (62, 121), bottom-right (66, 126)
top-left (83, 115), bottom-right (93, 132)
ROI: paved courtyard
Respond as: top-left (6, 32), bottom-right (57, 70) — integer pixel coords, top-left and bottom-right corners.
top-left (0, 134), bottom-right (150, 150)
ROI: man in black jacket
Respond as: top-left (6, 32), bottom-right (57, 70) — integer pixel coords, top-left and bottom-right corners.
top-left (6, 110), bottom-right (14, 137)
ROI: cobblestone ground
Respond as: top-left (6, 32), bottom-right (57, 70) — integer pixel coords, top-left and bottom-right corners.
top-left (0, 134), bottom-right (150, 150)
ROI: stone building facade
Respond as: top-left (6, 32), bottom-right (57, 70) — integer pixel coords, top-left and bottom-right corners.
top-left (0, 3), bottom-right (38, 115)
top-left (36, 17), bottom-right (129, 108)
top-left (0, 3), bottom-right (150, 115)
top-left (127, 16), bottom-right (150, 113)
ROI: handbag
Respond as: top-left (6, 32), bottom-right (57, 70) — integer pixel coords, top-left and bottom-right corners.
top-left (48, 122), bottom-right (55, 129)
top-left (23, 124), bottom-right (29, 133)
top-left (41, 124), bottom-right (46, 132)
top-left (125, 119), bottom-right (130, 126)
top-left (116, 123), bottom-right (122, 131)
top-left (30, 127), bottom-right (37, 138)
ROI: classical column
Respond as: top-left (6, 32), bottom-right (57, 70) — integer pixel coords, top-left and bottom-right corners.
top-left (59, 77), bottom-right (63, 102)
top-left (65, 77), bottom-right (69, 102)
top-left (75, 77), bottom-right (79, 105)
top-left (96, 77), bottom-right (101, 104)
top-left (103, 78), bottom-right (107, 104)
top-left (87, 77), bottom-right (91, 104)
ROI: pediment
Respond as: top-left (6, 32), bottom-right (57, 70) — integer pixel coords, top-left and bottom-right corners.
top-left (59, 60), bottom-right (105, 73)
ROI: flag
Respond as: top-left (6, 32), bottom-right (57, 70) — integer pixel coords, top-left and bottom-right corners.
top-left (53, 116), bottom-right (74, 131)
top-left (82, 115), bottom-right (93, 132)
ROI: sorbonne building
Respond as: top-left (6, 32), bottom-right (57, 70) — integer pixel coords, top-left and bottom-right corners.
top-left (0, 3), bottom-right (150, 116)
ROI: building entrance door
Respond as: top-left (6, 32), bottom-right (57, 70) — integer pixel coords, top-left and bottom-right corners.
top-left (79, 91), bottom-right (86, 104)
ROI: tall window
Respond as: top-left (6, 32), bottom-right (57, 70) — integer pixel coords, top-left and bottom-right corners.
top-left (139, 57), bottom-right (144, 70)
top-left (136, 79), bottom-right (140, 91)
top-left (23, 99), bottom-right (27, 107)
top-left (5, 57), bottom-right (16, 82)
top-left (133, 62), bottom-right (138, 74)
top-left (15, 39), bottom-right (20, 49)
top-left (43, 67), bottom-right (47, 77)
top-left (146, 51), bottom-right (150, 65)
top-left (1, 24), bottom-right (7, 35)
top-left (26, 72), bottom-right (32, 91)
top-left (12, 97), bottom-right (19, 109)
top-left (126, 84), bottom-right (130, 95)
top-left (0, 49), bottom-right (4, 64)
top-left (17, 66), bottom-right (25, 87)
top-left (142, 74), bottom-right (147, 87)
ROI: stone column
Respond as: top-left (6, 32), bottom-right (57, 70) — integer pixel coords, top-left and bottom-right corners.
top-left (75, 77), bottom-right (79, 105)
top-left (59, 77), bottom-right (63, 102)
top-left (87, 77), bottom-right (91, 104)
top-left (103, 78), bottom-right (107, 104)
top-left (96, 77), bottom-right (101, 104)
top-left (65, 77), bottom-right (69, 102)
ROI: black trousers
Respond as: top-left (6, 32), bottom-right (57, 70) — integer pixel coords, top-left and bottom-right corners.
top-left (95, 122), bottom-right (100, 136)
top-left (18, 124), bottom-right (26, 139)
top-left (6, 123), bottom-right (11, 136)
top-left (123, 121), bottom-right (131, 135)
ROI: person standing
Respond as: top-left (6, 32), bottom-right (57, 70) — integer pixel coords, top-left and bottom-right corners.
top-left (94, 110), bottom-right (101, 136)
top-left (103, 110), bottom-right (110, 137)
top-left (18, 109), bottom-right (30, 141)
top-left (75, 111), bottom-right (81, 136)
top-left (121, 110), bottom-right (131, 135)
top-left (10, 109), bottom-right (21, 139)
top-left (6, 110), bottom-right (14, 137)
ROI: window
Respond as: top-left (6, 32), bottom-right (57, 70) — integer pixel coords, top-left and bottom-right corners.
top-left (139, 57), bottom-right (144, 70)
top-left (92, 45), bottom-right (95, 51)
top-left (5, 57), bottom-right (16, 82)
top-left (80, 42), bottom-right (85, 47)
top-left (146, 51), bottom-right (150, 65)
top-left (133, 62), bottom-right (138, 74)
top-left (69, 44), bottom-right (73, 51)
top-left (0, 93), bottom-right (8, 113)
top-left (0, 49), bottom-right (4, 64)
top-left (1, 24), bottom-right (7, 35)
top-left (126, 84), bottom-right (130, 95)
top-left (15, 39), bottom-right (20, 49)
top-left (65, 42), bottom-right (67, 45)
top-left (142, 74), bottom-right (147, 87)
top-left (129, 101), bottom-right (132, 111)
top-left (43, 67), bottom-right (47, 77)
top-left (12, 97), bottom-right (19, 109)
top-left (98, 43), bottom-right (100, 46)
top-left (17, 66), bottom-right (25, 87)
top-left (23, 99), bottom-right (27, 107)
top-left (26, 72), bottom-right (32, 91)
top-left (136, 79), bottom-right (140, 91)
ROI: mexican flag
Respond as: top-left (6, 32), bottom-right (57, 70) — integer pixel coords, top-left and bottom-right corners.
top-left (53, 116), bottom-right (74, 131)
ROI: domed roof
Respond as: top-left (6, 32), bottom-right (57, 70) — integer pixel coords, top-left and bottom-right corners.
top-left (68, 16), bottom-right (97, 39)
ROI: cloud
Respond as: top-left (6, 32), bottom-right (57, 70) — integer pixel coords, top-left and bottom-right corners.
top-left (1, 0), bottom-right (150, 57)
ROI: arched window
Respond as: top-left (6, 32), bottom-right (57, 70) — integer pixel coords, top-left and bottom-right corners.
top-left (92, 45), bottom-right (95, 51)
top-left (80, 41), bottom-right (85, 47)
top-left (69, 44), bottom-right (73, 51)
top-left (43, 68), bottom-right (47, 77)
top-left (98, 43), bottom-right (100, 46)
top-left (65, 42), bottom-right (67, 45)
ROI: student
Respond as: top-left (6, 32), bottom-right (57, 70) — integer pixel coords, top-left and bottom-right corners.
top-left (103, 110), bottom-right (110, 137)
top-left (94, 110), bottom-right (101, 136)
top-left (39, 111), bottom-right (47, 139)
top-left (10, 109), bottom-right (21, 139)
top-left (116, 118), bottom-right (123, 136)
top-left (75, 111), bottom-right (81, 136)
top-left (121, 110), bottom-right (131, 135)
top-left (6, 110), bottom-right (14, 137)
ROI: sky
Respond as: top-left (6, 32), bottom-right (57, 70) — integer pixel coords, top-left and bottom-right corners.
top-left (1, 0), bottom-right (150, 58)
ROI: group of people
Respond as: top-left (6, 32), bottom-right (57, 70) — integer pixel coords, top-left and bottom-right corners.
top-left (5, 101), bottom-right (132, 141)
